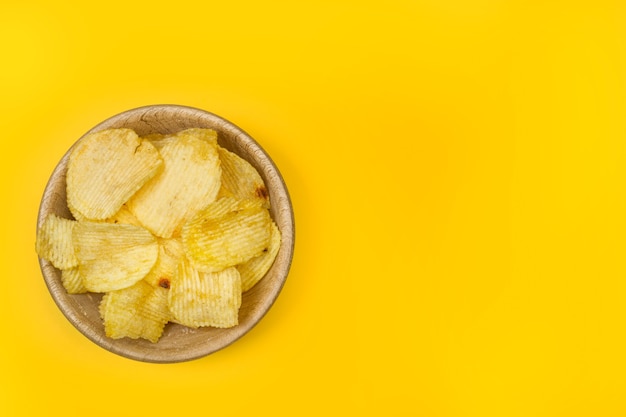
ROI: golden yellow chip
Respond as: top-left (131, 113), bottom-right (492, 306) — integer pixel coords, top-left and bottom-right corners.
top-left (60, 267), bottom-right (87, 294)
top-left (182, 198), bottom-right (271, 272)
top-left (140, 132), bottom-right (165, 143)
top-left (238, 220), bottom-right (281, 292)
top-left (99, 293), bottom-right (109, 320)
top-left (36, 214), bottom-right (78, 270)
top-left (144, 129), bottom-right (217, 150)
top-left (101, 280), bottom-right (170, 343)
top-left (66, 128), bottom-right (163, 220)
top-left (175, 128), bottom-right (218, 146)
top-left (217, 145), bottom-right (270, 208)
top-left (127, 133), bottom-right (221, 238)
top-left (142, 237), bottom-right (185, 288)
top-left (68, 199), bottom-right (89, 222)
top-left (104, 204), bottom-right (143, 227)
top-left (216, 184), bottom-right (235, 200)
top-left (143, 132), bottom-right (174, 150)
top-left (73, 222), bottom-right (158, 292)
top-left (168, 258), bottom-right (241, 328)
top-left (188, 195), bottom-right (262, 221)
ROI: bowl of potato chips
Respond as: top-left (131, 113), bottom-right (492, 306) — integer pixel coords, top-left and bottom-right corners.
top-left (36, 105), bottom-right (294, 363)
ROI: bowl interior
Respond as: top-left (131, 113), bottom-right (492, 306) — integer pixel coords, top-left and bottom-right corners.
top-left (37, 105), bottom-right (294, 363)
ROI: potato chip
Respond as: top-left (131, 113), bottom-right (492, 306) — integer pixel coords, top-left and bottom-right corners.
top-left (140, 132), bottom-right (165, 143)
top-left (104, 204), bottom-right (143, 227)
top-left (60, 267), bottom-right (87, 294)
top-left (238, 220), bottom-right (281, 292)
top-left (73, 222), bottom-right (158, 292)
top-left (175, 128), bottom-right (218, 146)
top-left (142, 237), bottom-right (185, 288)
top-left (142, 132), bottom-right (173, 150)
top-left (188, 196), bottom-right (262, 221)
top-left (127, 133), bottom-right (221, 238)
top-left (101, 280), bottom-right (170, 343)
top-left (144, 129), bottom-right (217, 150)
top-left (216, 184), bottom-right (235, 200)
top-left (66, 128), bottom-right (162, 220)
top-left (217, 145), bottom-right (270, 208)
top-left (182, 199), bottom-right (271, 272)
top-left (99, 293), bottom-right (109, 320)
top-left (36, 214), bottom-right (78, 270)
top-left (168, 258), bottom-right (241, 328)
top-left (67, 199), bottom-right (89, 222)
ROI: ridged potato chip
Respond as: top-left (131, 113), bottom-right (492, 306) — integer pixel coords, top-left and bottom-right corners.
top-left (73, 222), bottom-right (158, 292)
top-left (60, 267), bottom-right (87, 294)
top-left (188, 195), bottom-right (262, 221)
top-left (238, 220), bottom-right (282, 292)
top-left (140, 133), bottom-right (165, 147)
top-left (101, 280), bottom-right (170, 343)
top-left (142, 237), bottom-right (185, 288)
top-left (182, 198), bottom-right (271, 272)
top-left (175, 128), bottom-right (218, 146)
top-left (168, 258), bottom-right (241, 328)
top-left (104, 204), bottom-right (143, 227)
top-left (144, 128), bottom-right (217, 150)
top-left (36, 214), bottom-right (78, 270)
top-left (68, 199), bottom-right (89, 222)
top-left (99, 293), bottom-right (109, 320)
top-left (144, 135), bottom-right (172, 150)
top-left (127, 133), bottom-right (221, 238)
top-left (217, 146), bottom-right (270, 208)
top-left (67, 128), bottom-right (162, 220)
top-left (216, 184), bottom-right (235, 200)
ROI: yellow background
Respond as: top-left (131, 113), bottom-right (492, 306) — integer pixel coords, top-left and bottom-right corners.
top-left (2, 0), bottom-right (626, 415)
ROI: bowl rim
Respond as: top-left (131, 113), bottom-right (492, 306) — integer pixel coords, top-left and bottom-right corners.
top-left (37, 104), bottom-right (295, 363)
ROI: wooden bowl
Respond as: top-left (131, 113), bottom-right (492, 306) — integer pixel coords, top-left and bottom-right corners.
top-left (37, 105), bottom-right (295, 363)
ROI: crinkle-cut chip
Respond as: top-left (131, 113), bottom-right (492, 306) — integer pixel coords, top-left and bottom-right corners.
top-left (73, 222), bottom-right (158, 292)
top-left (60, 267), bottom-right (87, 294)
top-left (216, 184), bottom-right (235, 200)
top-left (101, 280), bottom-right (170, 343)
top-left (143, 133), bottom-right (175, 150)
top-left (175, 128), bottom-right (218, 146)
top-left (104, 204), bottom-right (143, 227)
top-left (168, 259), bottom-right (241, 328)
top-left (140, 132), bottom-right (165, 143)
top-left (99, 293), bottom-right (109, 320)
top-left (127, 133), bottom-right (222, 238)
top-left (183, 201), bottom-right (271, 272)
top-left (146, 128), bottom-right (218, 150)
top-left (66, 128), bottom-right (163, 220)
top-left (217, 145), bottom-right (270, 208)
top-left (36, 214), bottom-right (78, 269)
top-left (70, 203), bottom-right (141, 226)
top-left (68, 200), bottom-right (89, 222)
top-left (238, 220), bottom-right (282, 292)
top-left (143, 237), bottom-right (185, 288)
top-left (190, 196), bottom-right (263, 222)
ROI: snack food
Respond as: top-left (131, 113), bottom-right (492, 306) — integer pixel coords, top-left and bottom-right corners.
top-left (73, 222), bottom-right (159, 293)
top-left (36, 127), bottom-right (281, 343)
top-left (127, 130), bottom-right (222, 238)
top-left (182, 197), bottom-right (272, 273)
top-left (168, 260), bottom-right (241, 328)
top-left (66, 128), bottom-right (162, 220)
top-left (238, 220), bottom-right (282, 292)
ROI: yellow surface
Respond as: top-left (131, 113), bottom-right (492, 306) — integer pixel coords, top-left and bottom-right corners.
top-left (2, 0), bottom-right (626, 415)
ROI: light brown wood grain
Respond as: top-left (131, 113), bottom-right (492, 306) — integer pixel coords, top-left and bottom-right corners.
top-left (37, 105), bottom-right (295, 363)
